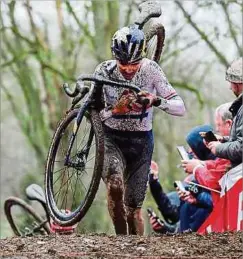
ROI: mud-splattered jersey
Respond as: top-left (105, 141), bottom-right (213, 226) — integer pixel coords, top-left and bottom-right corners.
top-left (94, 58), bottom-right (185, 131)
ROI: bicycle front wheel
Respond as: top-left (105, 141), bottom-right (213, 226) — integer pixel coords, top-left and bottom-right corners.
top-left (4, 197), bottom-right (50, 236)
top-left (145, 23), bottom-right (165, 63)
top-left (45, 108), bottom-right (104, 226)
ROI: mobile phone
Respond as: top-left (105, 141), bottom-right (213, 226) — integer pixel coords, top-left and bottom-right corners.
top-left (176, 146), bottom-right (190, 160)
top-left (203, 131), bottom-right (217, 143)
top-left (174, 180), bottom-right (187, 193)
top-left (147, 208), bottom-right (157, 218)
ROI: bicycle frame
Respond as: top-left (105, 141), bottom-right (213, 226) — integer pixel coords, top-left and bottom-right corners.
top-left (63, 75), bottom-right (142, 167)
top-left (24, 219), bottom-right (49, 236)
top-left (24, 184), bottom-right (75, 235)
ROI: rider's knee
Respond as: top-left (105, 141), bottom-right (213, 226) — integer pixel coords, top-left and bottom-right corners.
top-left (107, 174), bottom-right (124, 199)
top-left (103, 154), bottom-right (124, 179)
top-left (109, 155), bottom-right (120, 170)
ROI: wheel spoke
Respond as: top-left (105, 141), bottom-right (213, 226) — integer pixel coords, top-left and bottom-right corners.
top-left (64, 170), bottom-right (70, 210)
top-left (55, 171), bottom-right (65, 205)
top-left (60, 172), bottom-right (70, 211)
top-left (77, 176), bottom-right (88, 193)
top-left (54, 169), bottom-right (73, 198)
top-left (53, 166), bottom-right (66, 175)
top-left (86, 154), bottom-right (95, 163)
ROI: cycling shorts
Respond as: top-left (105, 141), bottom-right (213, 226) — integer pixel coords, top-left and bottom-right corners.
top-left (102, 125), bottom-right (154, 208)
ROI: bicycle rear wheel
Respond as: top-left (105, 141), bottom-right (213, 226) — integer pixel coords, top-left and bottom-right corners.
top-left (45, 108), bottom-right (104, 226)
top-left (145, 23), bottom-right (165, 63)
top-left (4, 197), bottom-right (50, 236)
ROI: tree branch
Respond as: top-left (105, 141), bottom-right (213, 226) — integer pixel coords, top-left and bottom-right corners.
top-left (124, 0), bottom-right (135, 26)
top-left (175, 0), bottom-right (229, 67)
top-left (162, 38), bottom-right (201, 63)
top-left (220, 1), bottom-right (242, 56)
top-left (41, 62), bottom-right (76, 82)
top-left (170, 80), bottom-right (204, 107)
top-left (65, 1), bottom-right (95, 50)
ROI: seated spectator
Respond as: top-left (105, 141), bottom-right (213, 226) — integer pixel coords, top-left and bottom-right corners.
top-left (149, 124), bottom-right (217, 234)
top-left (149, 102), bottom-right (233, 234)
top-left (179, 103), bottom-right (233, 232)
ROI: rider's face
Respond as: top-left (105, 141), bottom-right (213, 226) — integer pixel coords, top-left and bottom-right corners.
top-left (117, 60), bottom-right (141, 80)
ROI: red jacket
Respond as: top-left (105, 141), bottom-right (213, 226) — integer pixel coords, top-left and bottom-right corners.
top-left (194, 158), bottom-right (231, 205)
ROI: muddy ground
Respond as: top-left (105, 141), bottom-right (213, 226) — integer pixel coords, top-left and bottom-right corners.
top-left (0, 231), bottom-right (242, 259)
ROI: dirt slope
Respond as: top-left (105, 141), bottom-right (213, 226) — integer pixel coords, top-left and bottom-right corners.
top-left (0, 231), bottom-right (242, 259)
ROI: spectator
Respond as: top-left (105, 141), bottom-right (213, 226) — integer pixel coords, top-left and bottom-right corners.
top-left (150, 102), bottom-right (233, 233)
top-left (180, 103), bottom-right (233, 232)
top-left (149, 124), bottom-right (216, 234)
top-left (207, 57), bottom-right (242, 168)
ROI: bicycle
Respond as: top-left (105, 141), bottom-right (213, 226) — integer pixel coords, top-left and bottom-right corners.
top-left (45, 1), bottom-right (165, 227)
top-left (4, 184), bottom-right (75, 236)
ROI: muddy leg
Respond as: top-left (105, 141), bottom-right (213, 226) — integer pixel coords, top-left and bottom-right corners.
top-left (106, 174), bottom-right (127, 235)
top-left (126, 206), bottom-right (144, 235)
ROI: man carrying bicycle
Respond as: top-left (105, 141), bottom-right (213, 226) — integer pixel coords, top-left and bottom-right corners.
top-left (94, 25), bottom-right (186, 235)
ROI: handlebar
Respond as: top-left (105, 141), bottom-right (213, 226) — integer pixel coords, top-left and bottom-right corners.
top-left (137, 95), bottom-right (161, 107)
top-left (63, 74), bottom-right (141, 98)
top-left (78, 74), bottom-right (141, 92)
top-left (63, 74), bottom-right (161, 114)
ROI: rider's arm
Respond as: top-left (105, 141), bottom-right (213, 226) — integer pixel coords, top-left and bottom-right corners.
top-left (151, 62), bottom-right (186, 116)
top-left (92, 61), bottom-right (111, 107)
top-left (157, 95), bottom-right (186, 117)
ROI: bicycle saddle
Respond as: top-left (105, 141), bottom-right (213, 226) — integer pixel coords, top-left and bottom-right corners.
top-left (26, 184), bottom-right (46, 204)
top-left (135, 1), bottom-right (162, 28)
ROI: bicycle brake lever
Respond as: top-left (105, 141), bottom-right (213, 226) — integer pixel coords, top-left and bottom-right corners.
top-left (71, 85), bottom-right (89, 105)
top-left (153, 97), bottom-right (161, 107)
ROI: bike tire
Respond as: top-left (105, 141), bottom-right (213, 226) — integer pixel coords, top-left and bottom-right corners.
top-left (4, 197), bottom-right (50, 236)
top-left (145, 23), bottom-right (165, 63)
top-left (45, 108), bottom-right (104, 226)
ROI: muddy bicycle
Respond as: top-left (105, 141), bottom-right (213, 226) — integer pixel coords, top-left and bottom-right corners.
top-left (45, 1), bottom-right (165, 226)
top-left (4, 184), bottom-right (76, 236)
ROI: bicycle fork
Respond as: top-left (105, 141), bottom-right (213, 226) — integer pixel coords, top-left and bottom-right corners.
top-left (64, 101), bottom-right (89, 167)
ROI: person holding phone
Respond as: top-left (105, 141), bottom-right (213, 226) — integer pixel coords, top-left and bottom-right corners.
top-left (178, 103), bottom-right (233, 232)
top-left (206, 58), bottom-right (242, 169)
top-left (181, 102), bottom-right (233, 174)
top-left (148, 124), bottom-right (216, 234)
top-left (149, 103), bottom-right (233, 234)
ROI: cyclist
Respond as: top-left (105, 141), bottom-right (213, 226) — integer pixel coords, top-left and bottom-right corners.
top-left (94, 25), bottom-right (186, 235)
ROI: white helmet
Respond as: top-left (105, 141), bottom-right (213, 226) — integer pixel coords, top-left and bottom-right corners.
top-left (226, 57), bottom-right (243, 83)
top-left (111, 25), bottom-right (145, 64)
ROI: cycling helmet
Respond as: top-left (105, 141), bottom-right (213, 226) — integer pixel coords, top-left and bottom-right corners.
top-left (226, 57), bottom-right (242, 83)
top-left (111, 25), bottom-right (145, 64)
